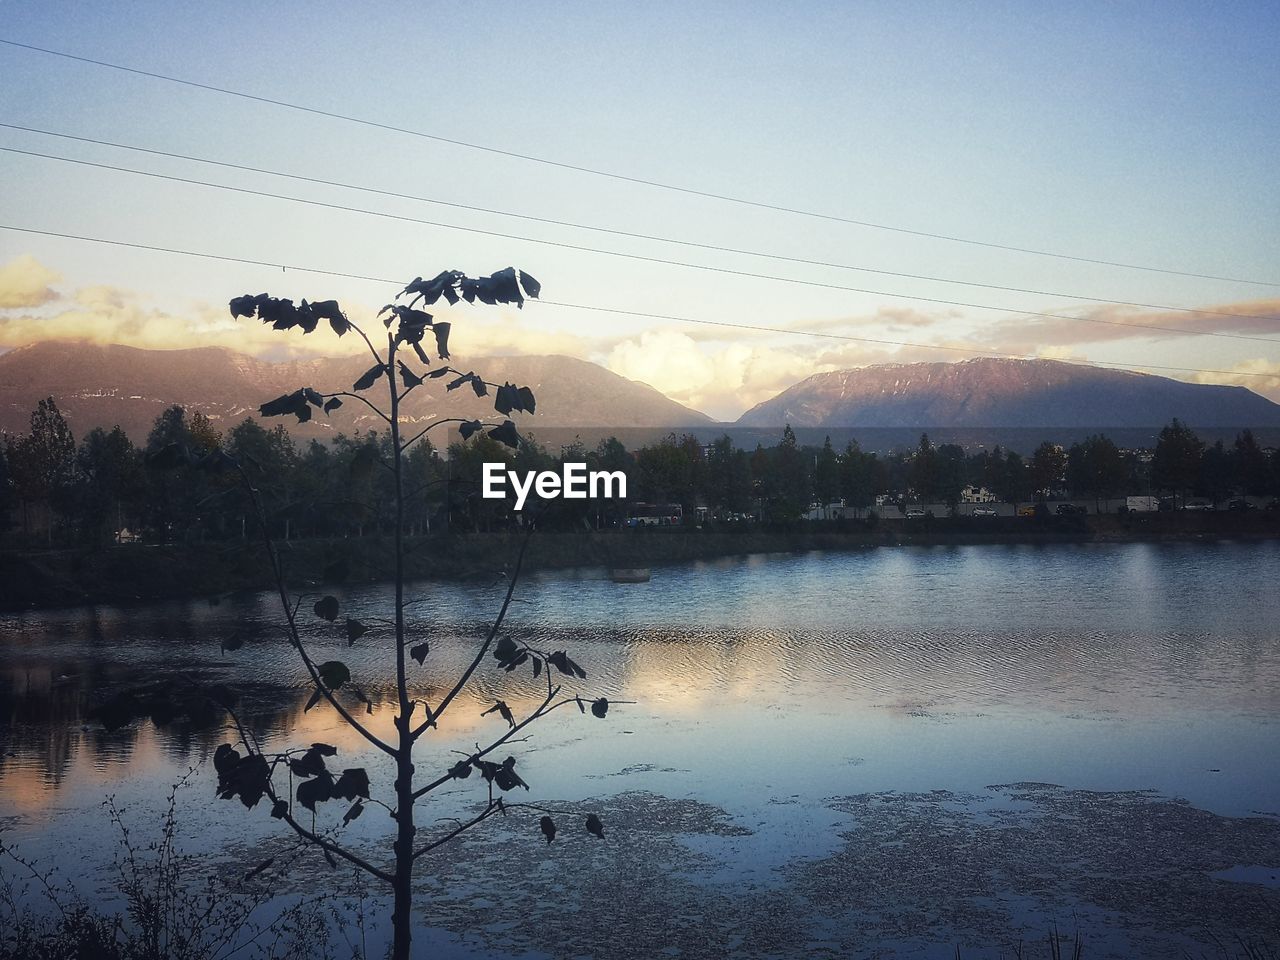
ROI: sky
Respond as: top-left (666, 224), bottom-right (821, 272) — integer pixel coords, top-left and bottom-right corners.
top-left (1, 0), bottom-right (1278, 420)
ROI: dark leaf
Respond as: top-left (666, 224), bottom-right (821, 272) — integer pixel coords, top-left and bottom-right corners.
top-left (470, 378), bottom-right (488, 398)
top-left (216, 753), bottom-right (270, 809)
top-left (540, 815), bottom-right (556, 844)
top-left (302, 387), bottom-right (324, 408)
top-left (449, 759), bottom-right (473, 780)
top-left (304, 688), bottom-right (323, 712)
top-left (311, 743), bottom-right (338, 756)
top-left (410, 642), bottom-right (430, 666)
top-left (353, 364), bottom-right (386, 391)
top-left (591, 697), bottom-right (609, 718)
top-left (342, 801), bottom-right (364, 826)
top-left (345, 618), bottom-right (367, 646)
top-left (547, 651), bottom-right (587, 679)
top-left (332, 768), bottom-right (371, 801)
top-left (459, 420), bottom-right (484, 441)
top-left (433, 321), bottom-right (451, 359)
top-left (398, 362), bottom-right (423, 389)
top-left (494, 384), bottom-right (517, 416)
top-left (220, 633), bottom-right (244, 655)
top-left (516, 386), bottom-right (536, 414)
top-left (482, 700), bottom-right (516, 728)
top-left (317, 661), bottom-right (351, 690)
top-left (532, 656), bottom-right (542, 679)
top-left (519, 270), bottom-right (541, 300)
top-left (270, 799), bottom-right (288, 820)
top-left (229, 294), bottom-right (259, 319)
top-left (297, 773), bottom-right (334, 813)
top-left (323, 397), bottom-right (343, 415)
top-left (313, 596), bottom-right (340, 622)
top-left (493, 756), bottom-right (529, 791)
top-left (213, 743), bottom-right (240, 777)
top-left (289, 746), bottom-right (327, 779)
top-left (488, 420), bottom-right (521, 450)
top-left (586, 813), bottom-right (605, 838)
top-left (492, 634), bottom-right (520, 667)
top-left (426, 366), bottom-right (451, 379)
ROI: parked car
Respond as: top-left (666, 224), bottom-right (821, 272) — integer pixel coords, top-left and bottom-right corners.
top-left (1056, 503), bottom-right (1086, 516)
top-left (1183, 500), bottom-right (1214, 512)
top-left (972, 507), bottom-right (998, 517)
top-left (1227, 498), bottom-right (1257, 512)
top-left (904, 506), bottom-right (926, 518)
top-left (1017, 505), bottom-right (1037, 517)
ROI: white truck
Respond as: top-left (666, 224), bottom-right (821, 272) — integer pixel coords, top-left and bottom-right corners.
top-left (1126, 496), bottom-right (1159, 513)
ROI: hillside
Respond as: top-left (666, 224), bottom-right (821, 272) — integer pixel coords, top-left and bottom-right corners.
top-left (0, 341), bottom-right (713, 441)
top-left (736, 358), bottom-right (1280, 428)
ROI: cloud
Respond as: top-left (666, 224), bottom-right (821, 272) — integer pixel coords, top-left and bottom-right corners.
top-left (0, 255), bottom-right (62, 309)
top-left (0, 280), bottom-right (592, 362)
top-left (1188, 358), bottom-right (1280, 403)
top-left (974, 297), bottom-right (1280, 353)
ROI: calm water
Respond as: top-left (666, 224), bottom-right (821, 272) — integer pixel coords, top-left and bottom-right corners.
top-left (2, 542), bottom-right (1279, 958)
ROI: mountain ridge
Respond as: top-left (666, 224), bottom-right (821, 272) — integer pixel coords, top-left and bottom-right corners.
top-left (0, 341), bottom-right (713, 441)
top-left (736, 357), bottom-right (1280, 428)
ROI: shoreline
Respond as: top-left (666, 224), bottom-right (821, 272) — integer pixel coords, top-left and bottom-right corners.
top-left (2, 512), bottom-right (1276, 612)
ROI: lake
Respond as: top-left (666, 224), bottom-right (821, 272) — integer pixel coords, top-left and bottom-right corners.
top-left (3, 541), bottom-right (1279, 959)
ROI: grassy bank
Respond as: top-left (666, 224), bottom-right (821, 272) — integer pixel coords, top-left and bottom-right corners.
top-left (2, 511), bottom-right (1276, 611)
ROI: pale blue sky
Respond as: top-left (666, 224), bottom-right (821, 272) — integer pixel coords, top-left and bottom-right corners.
top-left (1, 1), bottom-right (1277, 417)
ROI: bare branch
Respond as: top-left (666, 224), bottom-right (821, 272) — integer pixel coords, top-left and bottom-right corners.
top-left (412, 800), bottom-right (502, 860)
top-left (321, 391), bottom-right (392, 425)
top-left (235, 464), bottom-right (396, 758)
top-left (410, 530), bottom-right (532, 740)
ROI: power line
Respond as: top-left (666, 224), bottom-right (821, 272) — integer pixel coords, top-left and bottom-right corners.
top-left (6, 145), bottom-right (1280, 347)
top-left (3, 37), bottom-right (1278, 290)
top-left (1, 222), bottom-right (1273, 382)
top-left (4, 122), bottom-right (1276, 329)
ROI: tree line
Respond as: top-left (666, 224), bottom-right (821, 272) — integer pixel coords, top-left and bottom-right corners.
top-left (2, 399), bottom-right (1277, 547)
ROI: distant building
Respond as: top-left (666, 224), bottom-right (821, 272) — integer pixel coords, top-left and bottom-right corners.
top-left (960, 485), bottom-right (998, 503)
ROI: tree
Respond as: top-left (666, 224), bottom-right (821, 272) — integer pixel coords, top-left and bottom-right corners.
top-left (990, 449), bottom-right (1031, 510)
top-left (813, 436), bottom-right (840, 508)
top-left (8, 397), bottom-right (78, 542)
top-left (1233, 429), bottom-right (1270, 496)
top-left (761, 424), bottom-right (810, 520)
top-left (839, 440), bottom-right (882, 515)
top-left (1198, 440), bottom-right (1232, 505)
top-left (935, 443), bottom-right (967, 511)
top-left (705, 435), bottom-right (752, 518)
top-left (142, 405), bottom-right (224, 541)
top-left (75, 426), bottom-right (145, 544)
top-left (94, 269), bottom-right (620, 960)
top-left (1029, 442), bottom-right (1067, 502)
top-left (908, 433), bottom-right (938, 504)
top-left (1066, 434), bottom-right (1125, 513)
top-left (1151, 418), bottom-right (1204, 507)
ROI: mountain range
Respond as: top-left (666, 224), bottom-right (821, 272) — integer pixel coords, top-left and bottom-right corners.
top-left (0, 341), bottom-right (712, 441)
top-left (2, 344), bottom-right (1278, 443)
top-left (736, 357), bottom-right (1280, 428)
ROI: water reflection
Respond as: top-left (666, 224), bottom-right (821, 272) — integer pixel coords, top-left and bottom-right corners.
top-left (3, 542), bottom-right (1279, 804)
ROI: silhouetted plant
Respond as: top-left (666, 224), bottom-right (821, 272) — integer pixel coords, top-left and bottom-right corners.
top-left (90, 268), bottom-right (622, 960)
top-left (0, 773), bottom-right (347, 960)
